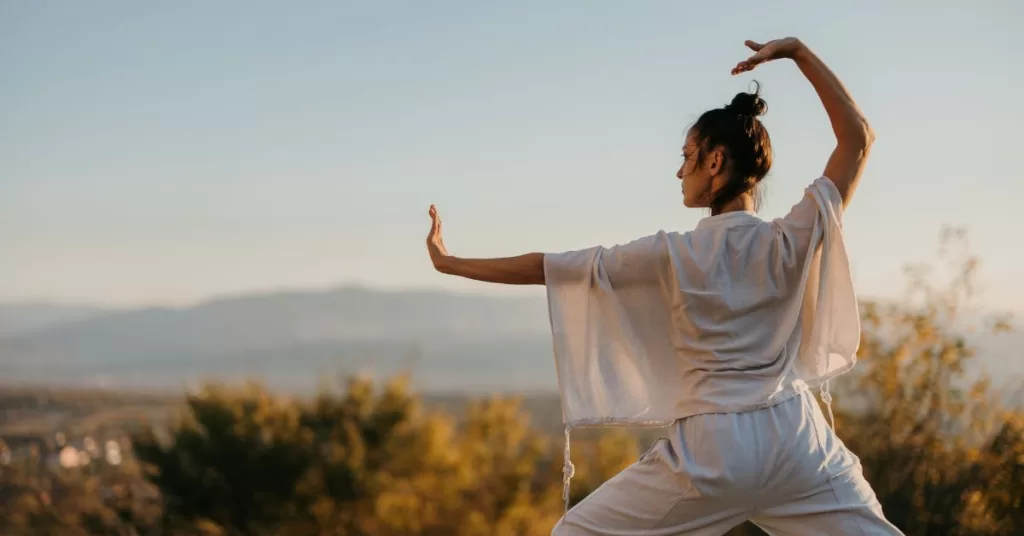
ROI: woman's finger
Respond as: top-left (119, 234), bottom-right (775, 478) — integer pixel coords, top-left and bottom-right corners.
top-left (749, 48), bottom-right (771, 62)
top-left (731, 59), bottom-right (757, 75)
top-left (744, 40), bottom-right (765, 52)
top-left (736, 48), bottom-right (773, 70)
top-left (429, 205), bottom-right (439, 234)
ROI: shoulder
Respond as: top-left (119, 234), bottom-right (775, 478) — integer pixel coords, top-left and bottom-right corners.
top-left (771, 176), bottom-right (845, 231)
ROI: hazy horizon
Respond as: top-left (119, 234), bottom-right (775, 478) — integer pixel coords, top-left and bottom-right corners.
top-left (4, 282), bottom-right (1021, 322)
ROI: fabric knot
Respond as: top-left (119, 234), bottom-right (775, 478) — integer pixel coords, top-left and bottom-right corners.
top-left (562, 426), bottom-right (574, 512)
top-left (820, 381), bottom-right (836, 429)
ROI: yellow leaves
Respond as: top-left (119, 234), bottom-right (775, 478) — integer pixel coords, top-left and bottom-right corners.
top-left (128, 377), bottom-right (619, 534)
top-left (460, 511), bottom-right (491, 536)
top-left (373, 487), bottom-right (429, 534)
top-left (490, 491), bottom-right (564, 536)
top-left (834, 228), bottom-right (1024, 534)
top-left (189, 519), bottom-right (227, 536)
top-left (991, 313), bottom-right (1015, 334)
top-left (969, 378), bottom-right (992, 402)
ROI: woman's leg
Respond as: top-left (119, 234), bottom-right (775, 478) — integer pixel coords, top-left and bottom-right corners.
top-left (749, 467), bottom-right (903, 535)
top-left (552, 439), bottom-right (749, 535)
top-left (750, 391), bottom-right (904, 535)
top-left (552, 390), bottom-right (899, 535)
top-left (553, 416), bottom-right (759, 536)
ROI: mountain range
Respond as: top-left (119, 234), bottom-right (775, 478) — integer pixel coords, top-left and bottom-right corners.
top-left (0, 287), bottom-right (556, 393)
top-left (0, 286), bottom-right (1020, 395)
top-left (0, 303), bottom-right (110, 338)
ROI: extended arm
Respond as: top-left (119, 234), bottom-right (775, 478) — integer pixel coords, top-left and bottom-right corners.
top-left (434, 253), bottom-right (546, 285)
top-left (425, 205), bottom-right (546, 285)
top-left (424, 207), bottom-right (667, 287)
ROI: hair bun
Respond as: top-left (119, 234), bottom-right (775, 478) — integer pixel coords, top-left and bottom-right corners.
top-left (727, 84), bottom-right (768, 117)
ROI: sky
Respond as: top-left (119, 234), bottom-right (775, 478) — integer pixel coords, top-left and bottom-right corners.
top-left (2, 1), bottom-right (1022, 313)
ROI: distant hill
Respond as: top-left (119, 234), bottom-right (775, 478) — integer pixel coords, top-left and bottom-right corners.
top-left (0, 287), bottom-right (1019, 395)
top-left (0, 287), bottom-right (555, 393)
top-left (0, 303), bottom-right (109, 337)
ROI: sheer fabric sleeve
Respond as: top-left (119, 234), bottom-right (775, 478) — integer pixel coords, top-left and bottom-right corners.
top-left (543, 231), bottom-right (676, 428)
top-left (773, 177), bottom-right (860, 398)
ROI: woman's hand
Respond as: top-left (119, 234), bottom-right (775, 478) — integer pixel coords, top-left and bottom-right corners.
top-left (426, 205), bottom-right (451, 273)
top-left (731, 38), bottom-right (805, 75)
top-left (423, 205), bottom-right (545, 284)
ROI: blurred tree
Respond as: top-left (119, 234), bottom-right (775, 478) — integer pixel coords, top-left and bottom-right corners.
top-left (957, 415), bottom-right (1024, 535)
top-left (0, 439), bottom-right (159, 535)
top-left (833, 227), bottom-right (1019, 535)
top-left (133, 375), bottom-right (577, 535)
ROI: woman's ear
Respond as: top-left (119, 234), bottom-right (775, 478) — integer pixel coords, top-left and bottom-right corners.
top-left (708, 148), bottom-right (724, 176)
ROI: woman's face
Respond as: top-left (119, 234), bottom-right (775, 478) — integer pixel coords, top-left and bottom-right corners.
top-left (677, 129), bottom-right (720, 208)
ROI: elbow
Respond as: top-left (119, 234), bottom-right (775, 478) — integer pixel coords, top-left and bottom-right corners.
top-left (838, 121), bottom-right (875, 150)
top-left (863, 122), bottom-right (877, 147)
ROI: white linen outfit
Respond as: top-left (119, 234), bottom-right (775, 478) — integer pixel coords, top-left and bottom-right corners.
top-left (543, 177), bottom-right (902, 535)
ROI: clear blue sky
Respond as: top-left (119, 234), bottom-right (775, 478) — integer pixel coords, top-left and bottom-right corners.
top-left (2, 1), bottom-right (1022, 313)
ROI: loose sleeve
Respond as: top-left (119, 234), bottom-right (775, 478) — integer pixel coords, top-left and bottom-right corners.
top-left (774, 177), bottom-right (860, 388)
top-left (543, 232), bottom-right (677, 428)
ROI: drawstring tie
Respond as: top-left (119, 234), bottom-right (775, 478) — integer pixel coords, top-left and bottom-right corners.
top-left (562, 426), bottom-right (575, 512)
top-left (820, 380), bottom-right (835, 429)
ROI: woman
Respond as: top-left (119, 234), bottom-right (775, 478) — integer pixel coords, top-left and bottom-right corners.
top-left (426, 38), bottom-right (902, 535)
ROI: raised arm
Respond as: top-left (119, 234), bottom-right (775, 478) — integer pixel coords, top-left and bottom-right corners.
top-left (733, 38), bottom-right (875, 206)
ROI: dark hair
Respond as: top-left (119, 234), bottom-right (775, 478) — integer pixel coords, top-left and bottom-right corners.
top-left (692, 81), bottom-right (773, 215)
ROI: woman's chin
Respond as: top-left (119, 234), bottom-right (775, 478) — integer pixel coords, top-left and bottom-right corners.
top-left (682, 198), bottom-right (709, 210)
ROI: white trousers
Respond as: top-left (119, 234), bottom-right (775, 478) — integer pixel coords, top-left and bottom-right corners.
top-left (553, 390), bottom-right (903, 535)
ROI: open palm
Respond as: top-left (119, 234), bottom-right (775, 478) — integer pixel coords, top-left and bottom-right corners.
top-left (731, 38), bottom-right (802, 75)
top-left (426, 205), bottom-right (450, 271)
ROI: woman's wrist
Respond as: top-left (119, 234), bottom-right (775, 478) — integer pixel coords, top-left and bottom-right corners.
top-left (436, 255), bottom-right (458, 275)
top-left (789, 39), bottom-right (810, 61)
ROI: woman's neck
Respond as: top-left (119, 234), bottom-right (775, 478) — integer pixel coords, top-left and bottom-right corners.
top-left (712, 193), bottom-right (756, 215)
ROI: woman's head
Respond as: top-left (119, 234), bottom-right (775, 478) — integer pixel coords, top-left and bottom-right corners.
top-left (677, 82), bottom-right (773, 214)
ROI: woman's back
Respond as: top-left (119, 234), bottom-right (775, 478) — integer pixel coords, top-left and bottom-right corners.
top-left (665, 177), bottom-right (846, 412)
top-left (545, 176), bottom-right (857, 425)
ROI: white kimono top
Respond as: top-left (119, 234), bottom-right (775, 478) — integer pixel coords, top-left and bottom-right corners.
top-left (543, 177), bottom-right (860, 509)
